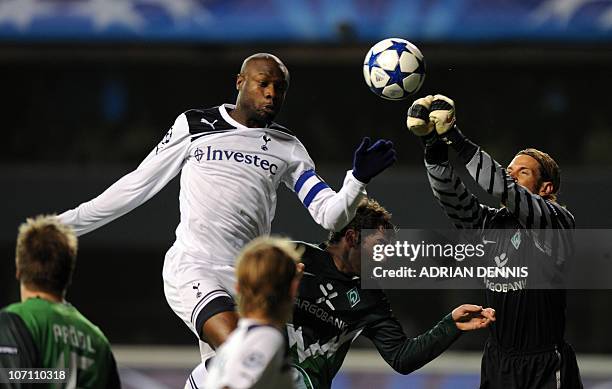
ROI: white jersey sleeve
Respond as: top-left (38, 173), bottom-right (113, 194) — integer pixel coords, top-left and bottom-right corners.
top-left (204, 326), bottom-right (286, 389)
top-left (58, 114), bottom-right (191, 236)
top-left (283, 141), bottom-right (367, 232)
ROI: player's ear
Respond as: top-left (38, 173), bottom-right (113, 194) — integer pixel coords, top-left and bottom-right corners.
top-left (539, 181), bottom-right (553, 198)
top-left (236, 73), bottom-right (245, 91)
top-left (345, 229), bottom-right (357, 248)
top-left (235, 283), bottom-right (240, 295)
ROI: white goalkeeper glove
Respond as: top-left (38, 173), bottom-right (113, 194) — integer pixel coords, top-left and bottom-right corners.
top-left (406, 95), bottom-right (434, 136)
top-left (429, 94), bottom-right (456, 135)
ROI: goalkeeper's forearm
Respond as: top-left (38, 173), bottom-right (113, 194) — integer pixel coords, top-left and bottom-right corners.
top-left (438, 125), bottom-right (479, 165)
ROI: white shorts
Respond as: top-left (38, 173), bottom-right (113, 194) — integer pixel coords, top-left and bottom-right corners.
top-left (162, 245), bottom-right (237, 361)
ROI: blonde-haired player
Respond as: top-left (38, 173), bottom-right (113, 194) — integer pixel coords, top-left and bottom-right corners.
top-left (0, 215), bottom-right (120, 388)
top-left (187, 237), bottom-right (303, 389)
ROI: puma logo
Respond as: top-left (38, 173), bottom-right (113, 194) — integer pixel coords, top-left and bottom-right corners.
top-left (201, 118), bottom-right (218, 129)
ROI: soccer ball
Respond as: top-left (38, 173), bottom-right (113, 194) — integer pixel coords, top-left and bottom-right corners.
top-left (363, 38), bottom-right (426, 100)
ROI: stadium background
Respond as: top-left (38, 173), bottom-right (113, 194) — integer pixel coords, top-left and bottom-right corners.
top-left (1, 0), bottom-right (611, 387)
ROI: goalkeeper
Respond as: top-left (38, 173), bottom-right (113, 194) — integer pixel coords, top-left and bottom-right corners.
top-left (407, 95), bottom-right (582, 388)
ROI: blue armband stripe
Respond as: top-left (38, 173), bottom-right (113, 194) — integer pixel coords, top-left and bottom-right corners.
top-left (303, 182), bottom-right (330, 208)
top-left (294, 169), bottom-right (316, 193)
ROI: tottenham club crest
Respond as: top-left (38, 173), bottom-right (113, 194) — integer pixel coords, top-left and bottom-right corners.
top-left (194, 148), bottom-right (204, 162)
top-left (192, 282), bottom-right (202, 299)
top-left (261, 134), bottom-right (271, 151)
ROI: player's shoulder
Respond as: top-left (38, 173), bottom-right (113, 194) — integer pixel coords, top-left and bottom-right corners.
top-left (293, 241), bottom-right (329, 266)
top-left (541, 200), bottom-right (575, 228)
top-left (268, 121), bottom-right (295, 137)
top-left (3, 300), bottom-right (51, 336)
top-left (0, 308), bottom-right (28, 329)
top-left (3, 301), bottom-right (26, 316)
top-left (245, 323), bottom-right (283, 340)
top-left (232, 320), bottom-right (284, 350)
top-left (19, 300), bottom-right (110, 345)
top-left (180, 106), bottom-right (236, 135)
top-left (3, 298), bottom-right (48, 323)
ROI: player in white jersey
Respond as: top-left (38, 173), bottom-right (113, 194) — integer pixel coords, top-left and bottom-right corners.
top-left (57, 53), bottom-right (397, 360)
top-left (188, 237), bottom-right (303, 389)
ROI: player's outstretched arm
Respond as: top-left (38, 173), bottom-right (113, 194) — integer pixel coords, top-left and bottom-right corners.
top-left (285, 137), bottom-right (396, 232)
top-left (428, 94), bottom-right (574, 231)
top-left (364, 303), bottom-right (494, 375)
top-left (58, 114), bottom-right (191, 236)
top-left (407, 97), bottom-right (493, 229)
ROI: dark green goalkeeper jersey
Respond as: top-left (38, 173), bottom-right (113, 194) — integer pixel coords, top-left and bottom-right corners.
top-left (0, 297), bottom-right (120, 389)
top-left (288, 242), bottom-right (462, 389)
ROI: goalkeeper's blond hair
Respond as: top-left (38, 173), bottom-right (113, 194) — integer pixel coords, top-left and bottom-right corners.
top-left (236, 237), bottom-right (303, 323)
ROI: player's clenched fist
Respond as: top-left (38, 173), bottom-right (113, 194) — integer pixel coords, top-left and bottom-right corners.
top-left (406, 95), bottom-right (434, 136)
top-left (429, 94), bottom-right (456, 135)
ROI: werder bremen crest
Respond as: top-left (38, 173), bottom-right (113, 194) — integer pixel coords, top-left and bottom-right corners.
top-left (346, 287), bottom-right (360, 308)
top-left (511, 230), bottom-right (521, 250)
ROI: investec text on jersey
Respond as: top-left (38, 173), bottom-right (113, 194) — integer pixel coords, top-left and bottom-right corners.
top-left (194, 146), bottom-right (279, 175)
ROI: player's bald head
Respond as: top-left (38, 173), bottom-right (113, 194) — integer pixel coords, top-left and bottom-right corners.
top-left (240, 53), bottom-right (290, 84)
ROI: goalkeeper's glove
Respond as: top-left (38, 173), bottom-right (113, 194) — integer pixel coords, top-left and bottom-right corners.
top-left (406, 95), bottom-right (434, 136)
top-left (352, 137), bottom-right (397, 184)
top-left (429, 94), bottom-right (456, 135)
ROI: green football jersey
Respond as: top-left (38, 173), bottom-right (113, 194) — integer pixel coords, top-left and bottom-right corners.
top-left (288, 242), bottom-right (462, 389)
top-left (0, 297), bottom-right (120, 389)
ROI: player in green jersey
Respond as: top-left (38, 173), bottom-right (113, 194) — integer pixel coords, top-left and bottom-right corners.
top-left (289, 199), bottom-right (496, 389)
top-left (0, 215), bottom-right (120, 389)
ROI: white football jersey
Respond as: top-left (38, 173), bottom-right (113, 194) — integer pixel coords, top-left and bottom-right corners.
top-left (194, 318), bottom-right (295, 389)
top-left (58, 104), bottom-right (367, 265)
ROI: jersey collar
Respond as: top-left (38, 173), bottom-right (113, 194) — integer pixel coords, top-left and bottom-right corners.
top-left (219, 103), bottom-right (270, 130)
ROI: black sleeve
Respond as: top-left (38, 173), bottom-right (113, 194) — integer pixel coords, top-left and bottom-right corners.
top-left (439, 125), bottom-right (479, 164)
top-left (363, 310), bottom-right (462, 375)
top-left (0, 311), bottom-right (40, 389)
top-left (442, 126), bottom-right (575, 232)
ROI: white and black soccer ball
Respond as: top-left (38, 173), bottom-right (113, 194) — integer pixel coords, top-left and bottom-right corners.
top-left (363, 38), bottom-right (426, 100)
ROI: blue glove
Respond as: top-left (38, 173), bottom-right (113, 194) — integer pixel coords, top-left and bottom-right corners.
top-left (352, 137), bottom-right (397, 184)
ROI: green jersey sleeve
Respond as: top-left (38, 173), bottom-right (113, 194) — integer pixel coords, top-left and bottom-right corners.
top-left (363, 313), bottom-right (461, 374)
